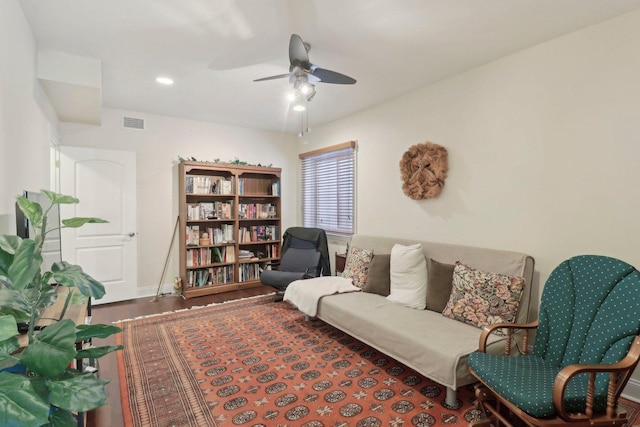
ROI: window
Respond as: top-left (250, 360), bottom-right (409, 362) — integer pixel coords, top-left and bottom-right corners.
top-left (300, 141), bottom-right (356, 236)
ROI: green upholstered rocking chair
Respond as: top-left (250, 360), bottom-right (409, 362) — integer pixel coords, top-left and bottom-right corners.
top-left (468, 255), bottom-right (640, 427)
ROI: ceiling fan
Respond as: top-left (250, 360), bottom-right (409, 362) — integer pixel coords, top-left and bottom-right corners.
top-left (255, 34), bottom-right (355, 136)
top-left (254, 34), bottom-right (357, 87)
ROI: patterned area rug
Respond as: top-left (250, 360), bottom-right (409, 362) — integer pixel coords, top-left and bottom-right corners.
top-left (117, 294), bottom-right (640, 427)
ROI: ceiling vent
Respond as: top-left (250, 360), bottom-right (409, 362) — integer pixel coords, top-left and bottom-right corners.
top-left (123, 116), bottom-right (144, 130)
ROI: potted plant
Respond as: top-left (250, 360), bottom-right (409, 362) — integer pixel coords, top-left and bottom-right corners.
top-left (0, 190), bottom-right (123, 426)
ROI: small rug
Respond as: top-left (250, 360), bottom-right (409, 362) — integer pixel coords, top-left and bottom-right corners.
top-left (117, 294), bottom-right (640, 427)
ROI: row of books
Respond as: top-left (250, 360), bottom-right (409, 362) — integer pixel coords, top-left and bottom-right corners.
top-left (238, 203), bottom-right (276, 219)
top-left (186, 225), bottom-right (235, 246)
top-left (185, 175), bottom-right (213, 195)
top-left (264, 244), bottom-right (279, 258)
top-left (186, 245), bottom-right (236, 266)
top-left (186, 266), bottom-right (234, 288)
top-left (185, 175), bottom-right (234, 195)
top-left (238, 263), bottom-right (261, 282)
top-left (186, 201), bottom-right (234, 220)
top-left (213, 178), bottom-right (234, 195)
top-left (238, 225), bottom-right (279, 243)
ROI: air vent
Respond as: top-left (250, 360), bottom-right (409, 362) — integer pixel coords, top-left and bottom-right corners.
top-left (123, 116), bottom-right (144, 130)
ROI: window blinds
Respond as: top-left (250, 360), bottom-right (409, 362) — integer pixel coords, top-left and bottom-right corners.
top-left (300, 142), bottom-right (355, 236)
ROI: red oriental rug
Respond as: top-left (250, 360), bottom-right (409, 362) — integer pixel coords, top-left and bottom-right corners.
top-left (117, 294), bottom-right (640, 427)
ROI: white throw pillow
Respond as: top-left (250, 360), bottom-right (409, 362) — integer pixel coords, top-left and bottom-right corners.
top-left (386, 243), bottom-right (427, 309)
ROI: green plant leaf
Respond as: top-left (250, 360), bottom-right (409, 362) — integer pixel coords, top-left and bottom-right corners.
top-left (7, 239), bottom-right (43, 292)
top-left (0, 336), bottom-right (20, 363)
top-left (0, 371), bottom-right (51, 427)
top-left (47, 407), bottom-right (78, 427)
top-left (51, 262), bottom-right (106, 300)
top-left (61, 217), bottom-right (108, 228)
top-left (0, 337), bottom-right (20, 369)
top-left (0, 234), bottom-right (21, 256)
top-left (69, 290), bottom-right (88, 306)
top-left (76, 345), bottom-right (123, 360)
top-left (20, 319), bottom-right (77, 377)
top-left (35, 284), bottom-right (58, 310)
top-left (16, 196), bottom-right (44, 229)
top-left (0, 289), bottom-right (31, 321)
top-left (75, 324), bottom-right (121, 341)
top-left (41, 190), bottom-right (78, 205)
top-left (0, 315), bottom-right (19, 342)
top-left (48, 371), bottom-right (108, 412)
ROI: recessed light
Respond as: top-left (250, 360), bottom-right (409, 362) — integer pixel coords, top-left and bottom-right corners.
top-left (155, 76), bottom-right (174, 86)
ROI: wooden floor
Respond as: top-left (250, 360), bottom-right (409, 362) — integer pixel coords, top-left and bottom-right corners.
top-left (87, 286), bottom-right (275, 426)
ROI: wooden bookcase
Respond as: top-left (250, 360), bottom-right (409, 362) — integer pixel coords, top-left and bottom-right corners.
top-left (178, 161), bottom-right (281, 298)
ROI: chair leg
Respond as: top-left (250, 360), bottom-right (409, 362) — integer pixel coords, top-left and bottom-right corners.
top-left (472, 384), bottom-right (515, 427)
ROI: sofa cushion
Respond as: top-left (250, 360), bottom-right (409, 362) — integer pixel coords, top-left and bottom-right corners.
top-left (317, 292), bottom-right (505, 389)
top-left (341, 247), bottom-right (374, 288)
top-left (426, 258), bottom-right (455, 312)
top-left (442, 263), bottom-right (525, 331)
top-left (387, 244), bottom-right (427, 309)
top-left (363, 254), bottom-right (391, 296)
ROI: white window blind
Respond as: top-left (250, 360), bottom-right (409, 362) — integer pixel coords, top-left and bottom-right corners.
top-left (300, 141), bottom-right (356, 236)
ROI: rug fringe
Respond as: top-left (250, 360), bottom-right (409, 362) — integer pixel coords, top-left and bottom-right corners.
top-left (113, 292), bottom-right (277, 324)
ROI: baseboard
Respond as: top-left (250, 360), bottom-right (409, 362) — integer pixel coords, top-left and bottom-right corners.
top-left (137, 282), bottom-right (177, 299)
top-left (622, 378), bottom-right (640, 403)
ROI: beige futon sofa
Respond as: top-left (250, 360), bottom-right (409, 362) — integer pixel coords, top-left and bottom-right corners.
top-left (290, 234), bottom-right (534, 407)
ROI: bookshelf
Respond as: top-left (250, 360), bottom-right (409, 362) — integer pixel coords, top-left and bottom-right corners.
top-left (178, 161), bottom-right (282, 298)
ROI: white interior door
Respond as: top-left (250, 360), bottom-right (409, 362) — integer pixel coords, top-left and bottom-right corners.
top-left (59, 146), bottom-right (137, 305)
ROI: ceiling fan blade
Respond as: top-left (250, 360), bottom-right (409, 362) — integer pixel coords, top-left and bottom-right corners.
top-left (311, 66), bottom-right (356, 84)
top-left (253, 73), bottom-right (291, 82)
top-left (289, 34), bottom-right (310, 68)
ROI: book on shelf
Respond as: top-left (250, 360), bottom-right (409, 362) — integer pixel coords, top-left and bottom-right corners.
top-left (210, 246), bottom-right (236, 263)
top-left (186, 225), bottom-right (200, 246)
top-left (238, 263), bottom-right (261, 282)
top-left (209, 224), bottom-right (234, 243)
top-left (186, 265), bottom-right (234, 288)
top-left (186, 175), bottom-right (213, 195)
top-left (213, 178), bottom-right (233, 195)
top-left (271, 181), bottom-right (280, 196)
top-left (238, 249), bottom-right (254, 259)
top-left (186, 201), bottom-right (234, 220)
top-left (239, 225), bottom-right (279, 242)
top-left (238, 203), bottom-right (277, 219)
top-left (186, 247), bottom-right (216, 266)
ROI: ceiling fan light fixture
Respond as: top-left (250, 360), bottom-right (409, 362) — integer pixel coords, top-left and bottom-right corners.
top-left (298, 81), bottom-right (312, 95)
top-left (155, 76), bottom-right (174, 86)
top-left (292, 101), bottom-right (307, 112)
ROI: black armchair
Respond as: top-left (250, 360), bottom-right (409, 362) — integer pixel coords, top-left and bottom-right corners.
top-left (260, 227), bottom-right (329, 292)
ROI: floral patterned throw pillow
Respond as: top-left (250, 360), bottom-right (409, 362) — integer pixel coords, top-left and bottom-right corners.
top-left (442, 262), bottom-right (525, 332)
top-left (341, 247), bottom-right (374, 288)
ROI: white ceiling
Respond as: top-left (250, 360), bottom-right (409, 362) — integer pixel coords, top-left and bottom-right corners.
top-left (19, 0), bottom-right (640, 134)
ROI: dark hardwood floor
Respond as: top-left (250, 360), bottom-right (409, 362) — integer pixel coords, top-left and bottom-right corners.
top-left (87, 286), bottom-right (275, 426)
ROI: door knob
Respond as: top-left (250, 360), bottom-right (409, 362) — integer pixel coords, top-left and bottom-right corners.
top-left (128, 232), bottom-right (136, 237)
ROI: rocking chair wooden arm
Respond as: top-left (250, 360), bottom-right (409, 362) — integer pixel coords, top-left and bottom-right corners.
top-left (552, 336), bottom-right (640, 421)
top-left (478, 320), bottom-right (539, 353)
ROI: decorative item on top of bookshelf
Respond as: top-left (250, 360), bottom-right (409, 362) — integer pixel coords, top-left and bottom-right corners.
top-left (178, 161), bottom-right (281, 298)
top-left (177, 156), bottom-right (272, 168)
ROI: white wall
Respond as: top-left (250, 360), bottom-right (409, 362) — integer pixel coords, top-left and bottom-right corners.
top-left (306, 9), bottom-right (640, 304)
top-left (60, 109), bottom-right (297, 294)
top-left (303, 9), bottom-right (640, 398)
top-left (0, 0), bottom-right (58, 234)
